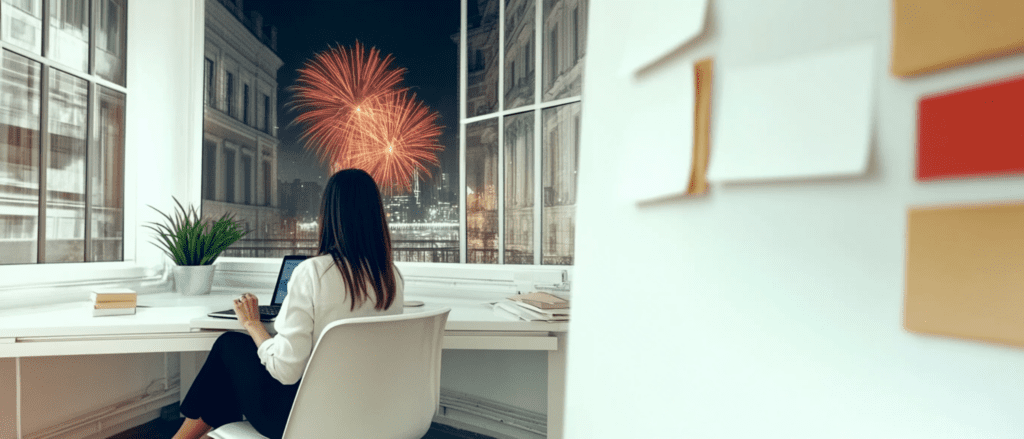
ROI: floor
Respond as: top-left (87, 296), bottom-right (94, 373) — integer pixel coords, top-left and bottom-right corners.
top-left (107, 416), bottom-right (496, 439)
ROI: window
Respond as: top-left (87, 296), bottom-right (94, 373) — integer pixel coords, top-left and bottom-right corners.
top-left (261, 94), bottom-right (269, 133)
top-left (202, 139), bottom-right (216, 199)
top-left (224, 148), bottom-right (235, 203)
top-left (225, 71), bottom-right (235, 117)
top-left (242, 83), bottom-right (250, 125)
top-left (198, 1), bottom-right (583, 265)
top-left (466, 0), bottom-right (586, 265)
top-left (204, 58), bottom-right (215, 106)
top-left (0, 0), bottom-right (128, 265)
top-left (242, 154), bottom-right (252, 205)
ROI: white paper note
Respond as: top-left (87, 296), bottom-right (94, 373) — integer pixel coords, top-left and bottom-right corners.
top-left (618, 0), bottom-right (709, 76)
top-left (706, 43), bottom-right (876, 183)
top-left (619, 64), bottom-right (695, 203)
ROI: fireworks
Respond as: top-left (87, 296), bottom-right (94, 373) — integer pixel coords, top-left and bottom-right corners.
top-left (290, 41), bottom-right (443, 194)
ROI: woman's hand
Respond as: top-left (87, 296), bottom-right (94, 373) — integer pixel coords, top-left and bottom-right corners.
top-left (234, 293), bottom-right (272, 347)
top-left (233, 293), bottom-right (261, 326)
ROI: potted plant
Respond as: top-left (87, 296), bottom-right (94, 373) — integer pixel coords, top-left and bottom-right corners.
top-left (145, 198), bottom-right (249, 295)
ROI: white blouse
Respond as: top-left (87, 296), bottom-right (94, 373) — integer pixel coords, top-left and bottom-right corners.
top-left (256, 254), bottom-right (404, 384)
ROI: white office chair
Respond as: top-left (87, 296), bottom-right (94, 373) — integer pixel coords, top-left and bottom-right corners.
top-left (208, 307), bottom-right (451, 439)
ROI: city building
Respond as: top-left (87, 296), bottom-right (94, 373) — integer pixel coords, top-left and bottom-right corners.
top-left (200, 0), bottom-right (284, 257)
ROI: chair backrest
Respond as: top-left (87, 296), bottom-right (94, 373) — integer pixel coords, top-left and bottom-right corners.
top-left (282, 307), bottom-right (450, 439)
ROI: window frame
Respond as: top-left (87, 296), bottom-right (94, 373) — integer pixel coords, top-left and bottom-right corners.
top-left (0, 0), bottom-right (158, 302)
top-left (459, 0), bottom-right (583, 266)
top-left (0, 0), bottom-right (129, 265)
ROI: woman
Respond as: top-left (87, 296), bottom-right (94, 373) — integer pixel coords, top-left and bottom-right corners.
top-left (174, 169), bottom-right (404, 439)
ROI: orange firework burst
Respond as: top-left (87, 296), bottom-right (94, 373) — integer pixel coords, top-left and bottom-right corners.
top-left (289, 41), bottom-right (443, 193)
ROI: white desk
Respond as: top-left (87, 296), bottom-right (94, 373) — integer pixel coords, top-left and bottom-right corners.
top-left (0, 291), bottom-right (568, 438)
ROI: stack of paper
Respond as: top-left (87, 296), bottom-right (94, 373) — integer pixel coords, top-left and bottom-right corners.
top-left (91, 289), bottom-right (137, 317)
top-left (494, 292), bottom-right (569, 322)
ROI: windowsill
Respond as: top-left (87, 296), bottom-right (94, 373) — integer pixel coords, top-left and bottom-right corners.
top-left (0, 260), bottom-right (170, 310)
top-left (214, 257), bottom-right (572, 300)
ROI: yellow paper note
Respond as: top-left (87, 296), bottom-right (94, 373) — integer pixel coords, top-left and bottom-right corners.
top-left (905, 203), bottom-right (1024, 347)
top-left (892, 0), bottom-right (1024, 77)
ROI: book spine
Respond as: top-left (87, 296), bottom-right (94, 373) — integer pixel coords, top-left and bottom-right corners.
top-left (93, 301), bottom-right (137, 309)
top-left (93, 307), bottom-right (136, 317)
top-left (93, 294), bottom-right (137, 303)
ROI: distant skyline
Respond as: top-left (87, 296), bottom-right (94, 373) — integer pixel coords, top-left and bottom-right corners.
top-left (238, 0), bottom-right (461, 185)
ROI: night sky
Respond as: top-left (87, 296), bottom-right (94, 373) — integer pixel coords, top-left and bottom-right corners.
top-left (239, 0), bottom-right (461, 186)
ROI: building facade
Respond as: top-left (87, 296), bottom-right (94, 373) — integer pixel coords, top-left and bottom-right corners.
top-left (201, 0), bottom-right (283, 257)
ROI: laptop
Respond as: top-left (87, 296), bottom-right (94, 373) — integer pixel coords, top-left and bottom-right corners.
top-left (208, 255), bottom-right (308, 322)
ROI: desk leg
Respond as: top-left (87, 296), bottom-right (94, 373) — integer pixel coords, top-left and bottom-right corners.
top-left (547, 333), bottom-right (567, 439)
top-left (179, 351), bottom-right (209, 411)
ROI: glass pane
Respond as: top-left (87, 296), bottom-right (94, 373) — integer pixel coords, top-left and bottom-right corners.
top-left (467, 0), bottom-right (498, 116)
top-left (94, 0), bottom-right (126, 85)
top-left (541, 102), bottom-right (578, 265)
top-left (203, 0), bottom-right (460, 260)
top-left (0, 50), bottom-right (41, 264)
top-left (48, 0), bottom-right (89, 72)
top-left (89, 85), bottom-right (123, 261)
top-left (45, 68), bottom-right (87, 262)
top-left (504, 111), bottom-right (533, 264)
top-left (542, 0), bottom-right (587, 101)
top-left (1, 0), bottom-right (43, 55)
top-left (504, 0), bottom-right (534, 110)
top-left (466, 118), bottom-right (498, 264)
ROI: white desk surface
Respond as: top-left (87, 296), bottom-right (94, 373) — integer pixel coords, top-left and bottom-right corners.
top-left (0, 290), bottom-right (568, 339)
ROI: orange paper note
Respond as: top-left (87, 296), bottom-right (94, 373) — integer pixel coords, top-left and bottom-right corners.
top-left (905, 203), bottom-right (1024, 347)
top-left (687, 58), bottom-right (712, 196)
top-left (892, 0), bottom-right (1024, 77)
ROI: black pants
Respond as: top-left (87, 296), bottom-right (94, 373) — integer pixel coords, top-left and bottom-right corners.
top-left (180, 331), bottom-right (300, 439)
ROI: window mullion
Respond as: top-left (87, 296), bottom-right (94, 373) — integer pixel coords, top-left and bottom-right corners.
top-left (532, 0), bottom-right (543, 265)
top-left (459, 0), bottom-right (468, 264)
top-left (88, 0), bottom-right (96, 75)
top-left (38, 68), bottom-right (51, 263)
top-left (497, 0), bottom-right (505, 264)
top-left (84, 82), bottom-right (95, 260)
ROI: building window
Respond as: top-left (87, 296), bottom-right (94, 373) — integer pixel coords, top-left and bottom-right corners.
top-left (262, 94), bottom-right (269, 133)
top-left (204, 58), bottom-right (215, 106)
top-left (242, 154), bottom-right (252, 205)
top-left (225, 71), bottom-right (235, 117)
top-left (242, 83), bottom-right (250, 125)
top-left (224, 147), bottom-right (236, 203)
top-left (0, 0), bottom-right (128, 265)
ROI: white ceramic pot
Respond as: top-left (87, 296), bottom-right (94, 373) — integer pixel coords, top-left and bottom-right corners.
top-left (173, 265), bottom-right (216, 296)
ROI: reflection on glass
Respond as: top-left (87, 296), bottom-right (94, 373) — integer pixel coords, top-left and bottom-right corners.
top-left (541, 102), bottom-right (579, 265)
top-left (95, 0), bottom-right (127, 85)
top-left (504, 111), bottom-right (533, 264)
top-left (466, 119), bottom-right (498, 263)
top-left (90, 86), bottom-right (123, 261)
top-left (0, 51), bottom-right (41, 264)
top-left (467, 0), bottom-right (498, 116)
top-left (1, 0), bottom-right (43, 54)
top-left (542, 0), bottom-right (587, 101)
top-left (504, 0), bottom-right (534, 110)
top-left (45, 68), bottom-right (87, 262)
top-left (48, 0), bottom-right (89, 72)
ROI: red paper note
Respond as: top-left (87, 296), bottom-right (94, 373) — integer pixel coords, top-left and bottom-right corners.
top-left (917, 75), bottom-right (1024, 181)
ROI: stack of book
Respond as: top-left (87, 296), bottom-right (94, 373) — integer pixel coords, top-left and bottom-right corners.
top-left (91, 289), bottom-right (137, 317)
top-left (494, 292), bottom-right (569, 322)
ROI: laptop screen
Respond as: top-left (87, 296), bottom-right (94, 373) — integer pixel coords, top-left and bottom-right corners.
top-left (273, 257), bottom-right (305, 305)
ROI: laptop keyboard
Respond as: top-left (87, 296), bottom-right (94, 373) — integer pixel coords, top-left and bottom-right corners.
top-left (221, 306), bottom-right (279, 317)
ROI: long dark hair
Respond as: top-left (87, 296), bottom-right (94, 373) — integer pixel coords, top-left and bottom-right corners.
top-left (318, 169), bottom-right (396, 311)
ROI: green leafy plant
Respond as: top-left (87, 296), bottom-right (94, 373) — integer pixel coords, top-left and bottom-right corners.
top-left (144, 198), bottom-right (249, 266)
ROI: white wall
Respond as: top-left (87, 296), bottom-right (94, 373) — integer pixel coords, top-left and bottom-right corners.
top-left (0, 1), bottom-right (204, 437)
top-left (565, 0), bottom-right (1024, 438)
